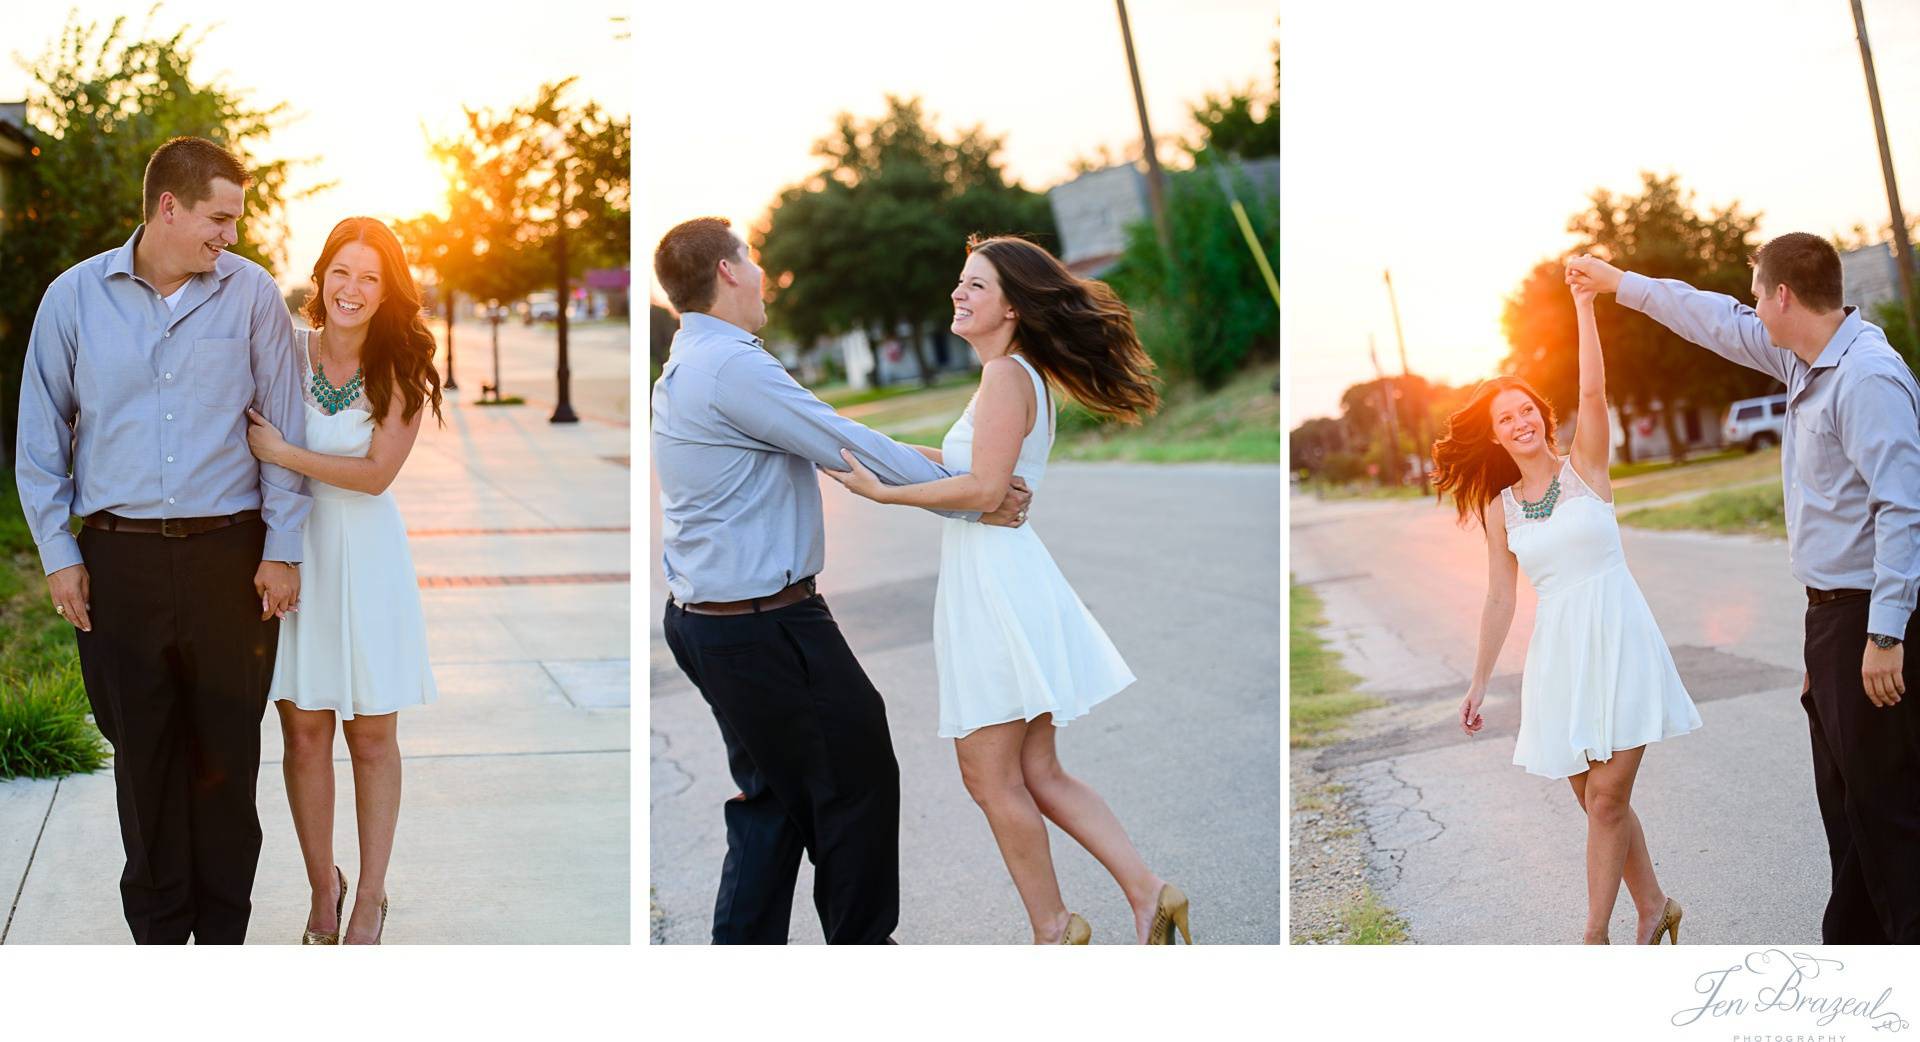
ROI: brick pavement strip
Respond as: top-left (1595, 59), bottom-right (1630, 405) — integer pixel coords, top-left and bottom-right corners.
top-left (417, 572), bottom-right (631, 588)
top-left (407, 525), bottom-right (631, 538)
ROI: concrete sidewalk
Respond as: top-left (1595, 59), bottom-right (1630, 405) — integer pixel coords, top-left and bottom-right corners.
top-left (0, 395), bottom-right (631, 944)
top-left (650, 462), bottom-right (1281, 944)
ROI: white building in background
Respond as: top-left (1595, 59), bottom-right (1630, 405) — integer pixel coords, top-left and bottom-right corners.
top-left (1840, 239), bottom-right (1918, 313)
top-left (1047, 163), bottom-right (1150, 279)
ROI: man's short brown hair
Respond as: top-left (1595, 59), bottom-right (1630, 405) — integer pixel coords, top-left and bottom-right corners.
top-left (142, 136), bottom-right (250, 219)
top-left (1754, 232), bottom-right (1844, 313)
top-left (654, 217), bottom-right (743, 314)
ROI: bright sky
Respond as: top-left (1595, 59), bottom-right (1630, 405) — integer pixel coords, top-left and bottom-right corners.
top-left (1283, 0), bottom-right (1920, 422)
top-left (2, 1), bottom-right (629, 288)
top-left (638, 0), bottom-right (1278, 303)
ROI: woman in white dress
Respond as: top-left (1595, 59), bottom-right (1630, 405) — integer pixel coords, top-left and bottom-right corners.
top-left (824, 236), bottom-right (1189, 944)
top-left (243, 216), bottom-right (441, 944)
top-left (1431, 263), bottom-right (1700, 944)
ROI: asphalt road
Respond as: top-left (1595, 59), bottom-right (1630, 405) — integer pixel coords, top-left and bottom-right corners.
top-left (649, 462), bottom-right (1282, 944)
top-left (1290, 493), bottom-right (1828, 944)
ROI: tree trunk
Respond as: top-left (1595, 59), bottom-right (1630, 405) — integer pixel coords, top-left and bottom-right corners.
top-left (1616, 401), bottom-right (1637, 465)
top-left (908, 321), bottom-right (937, 389)
top-left (1660, 403), bottom-right (1689, 464)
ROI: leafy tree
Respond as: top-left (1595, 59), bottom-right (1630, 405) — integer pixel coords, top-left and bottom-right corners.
top-left (1183, 39), bottom-right (1278, 161)
top-left (755, 95), bottom-right (1054, 388)
top-left (1501, 172), bottom-right (1769, 463)
top-left (1106, 42), bottom-right (1278, 390)
top-left (1106, 158), bottom-right (1277, 389)
top-left (401, 80), bottom-right (629, 400)
top-left (0, 13), bottom-right (310, 459)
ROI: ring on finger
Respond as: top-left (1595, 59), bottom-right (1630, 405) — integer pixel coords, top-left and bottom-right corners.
top-left (55, 604), bottom-right (67, 615)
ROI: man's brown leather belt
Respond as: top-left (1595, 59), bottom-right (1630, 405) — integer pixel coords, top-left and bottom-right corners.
top-left (83, 509), bottom-right (262, 539)
top-left (679, 577), bottom-right (817, 616)
top-left (1807, 587), bottom-right (1870, 605)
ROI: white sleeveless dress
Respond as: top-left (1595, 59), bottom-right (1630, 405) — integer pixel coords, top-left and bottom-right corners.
top-left (932, 354), bottom-right (1135, 739)
top-left (268, 329), bottom-right (437, 719)
top-left (1504, 457), bottom-right (1700, 779)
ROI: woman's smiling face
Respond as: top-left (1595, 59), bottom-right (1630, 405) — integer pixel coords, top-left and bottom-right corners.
top-left (1490, 387), bottom-right (1549, 456)
top-left (320, 241), bottom-right (386, 331)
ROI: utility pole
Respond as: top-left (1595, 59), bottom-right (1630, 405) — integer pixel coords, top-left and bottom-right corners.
top-left (1383, 269), bottom-right (1427, 493)
top-left (1369, 336), bottom-right (1401, 489)
top-left (1851, 0), bottom-right (1920, 351)
top-left (1116, 0), bottom-right (1172, 259)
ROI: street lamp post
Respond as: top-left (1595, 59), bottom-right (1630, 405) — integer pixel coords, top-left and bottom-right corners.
top-left (549, 132), bottom-right (579, 425)
top-left (483, 299), bottom-right (504, 403)
top-left (442, 286), bottom-right (459, 391)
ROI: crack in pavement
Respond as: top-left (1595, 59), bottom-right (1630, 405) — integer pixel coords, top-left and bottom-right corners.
top-left (649, 729), bottom-right (694, 803)
top-left (1340, 759), bottom-right (1445, 894)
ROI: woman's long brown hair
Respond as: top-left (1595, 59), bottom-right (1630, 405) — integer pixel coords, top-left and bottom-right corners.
top-left (966, 235), bottom-right (1161, 424)
top-left (302, 216), bottom-right (444, 427)
top-left (1431, 376), bottom-right (1558, 529)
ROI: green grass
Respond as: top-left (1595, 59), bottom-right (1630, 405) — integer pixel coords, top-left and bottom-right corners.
top-left (1339, 888), bottom-right (1411, 944)
top-left (829, 361), bottom-right (1279, 464)
top-left (1610, 447), bottom-right (1780, 507)
top-left (1289, 579), bottom-right (1381, 747)
top-left (1301, 481), bottom-right (1426, 501)
top-left (1620, 481), bottom-right (1787, 539)
top-left (1055, 362), bottom-right (1278, 463)
top-left (1, 473), bottom-right (108, 779)
top-left (815, 371), bottom-right (976, 409)
top-left (1606, 448), bottom-right (1744, 482)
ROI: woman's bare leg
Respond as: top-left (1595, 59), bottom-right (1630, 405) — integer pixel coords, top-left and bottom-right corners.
top-left (955, 720), bottom-right (1070, 943)
top-left (1569, 768), bottom-right (1670, 941)
top-left (341, 712), bottom-right (402, 943)
top-left (1019, 715), bottom-right (1166, 943)
top-left (1575, 746), bottom-right (1658, 942)
top-left (276, 701), bottom-right (341, 934)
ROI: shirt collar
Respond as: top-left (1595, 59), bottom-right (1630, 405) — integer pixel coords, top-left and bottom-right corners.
top-left (1810, 307), bottom-right (1863, 371)
top-left (678, 310), bottom-right (764, 348)
top-left (104, 224), bottom-right (247, 286)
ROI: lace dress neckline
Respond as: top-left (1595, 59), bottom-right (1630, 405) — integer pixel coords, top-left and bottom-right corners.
top-left (1502, 457), bottom-right (1608, 529)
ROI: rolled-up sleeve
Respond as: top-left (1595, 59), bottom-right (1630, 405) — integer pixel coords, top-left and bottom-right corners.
top-left (248, 270), bottom-right (311, 562)
top-left (1618, 272), bottom-right (1796, 387)
top-left (14, 276), bottom-right (85, 575)
top-left (1837, 368), bottom-right (1920, 638)
top-left (713, 349), bottom-right (983, 521)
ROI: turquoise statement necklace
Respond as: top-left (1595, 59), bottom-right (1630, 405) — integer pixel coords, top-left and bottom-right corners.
top-left (1518, 474), bottom-right (1561, 520)
top-left (311, 330), bottom-right (364, 416)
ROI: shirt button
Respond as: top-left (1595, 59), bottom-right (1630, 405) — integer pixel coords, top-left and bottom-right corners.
top-left (167, 497), bottom-right (176, 505)
top-left (165, 455), bottom-right (174, 463)
top-left (164, 331), bottom-right (171, 338)
top-left (164, 372), bottom-right (173, 380)
top-left (165, 413), bottom-right (173, 420)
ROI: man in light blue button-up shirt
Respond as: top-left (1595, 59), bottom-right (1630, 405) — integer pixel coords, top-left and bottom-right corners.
top-left (11, 136), bottom-right (309, 942)
top-left (1571, 234), bottom-right (1920, 941)
top-left (653, 217), bottom-right (1030, 942)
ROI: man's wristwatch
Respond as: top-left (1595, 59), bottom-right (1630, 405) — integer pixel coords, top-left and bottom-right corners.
top-left (1870, 633), bottom-right (1903, 649)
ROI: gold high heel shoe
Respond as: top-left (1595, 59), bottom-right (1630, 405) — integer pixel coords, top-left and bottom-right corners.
top-left (300, 866), bottom-right (346, 945)
top-left (1146, 883), bottom-right (1192, 945)
top-left (1642, 898), bottom-right (1683, 945)
top-left (345, 895), bottom-right (390, 945)
top-left (1056, 912), bottom-right (1090, 944)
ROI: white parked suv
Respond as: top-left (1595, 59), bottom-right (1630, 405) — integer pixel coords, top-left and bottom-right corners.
top-left (1723, 393), bottom-right (1787, 452)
